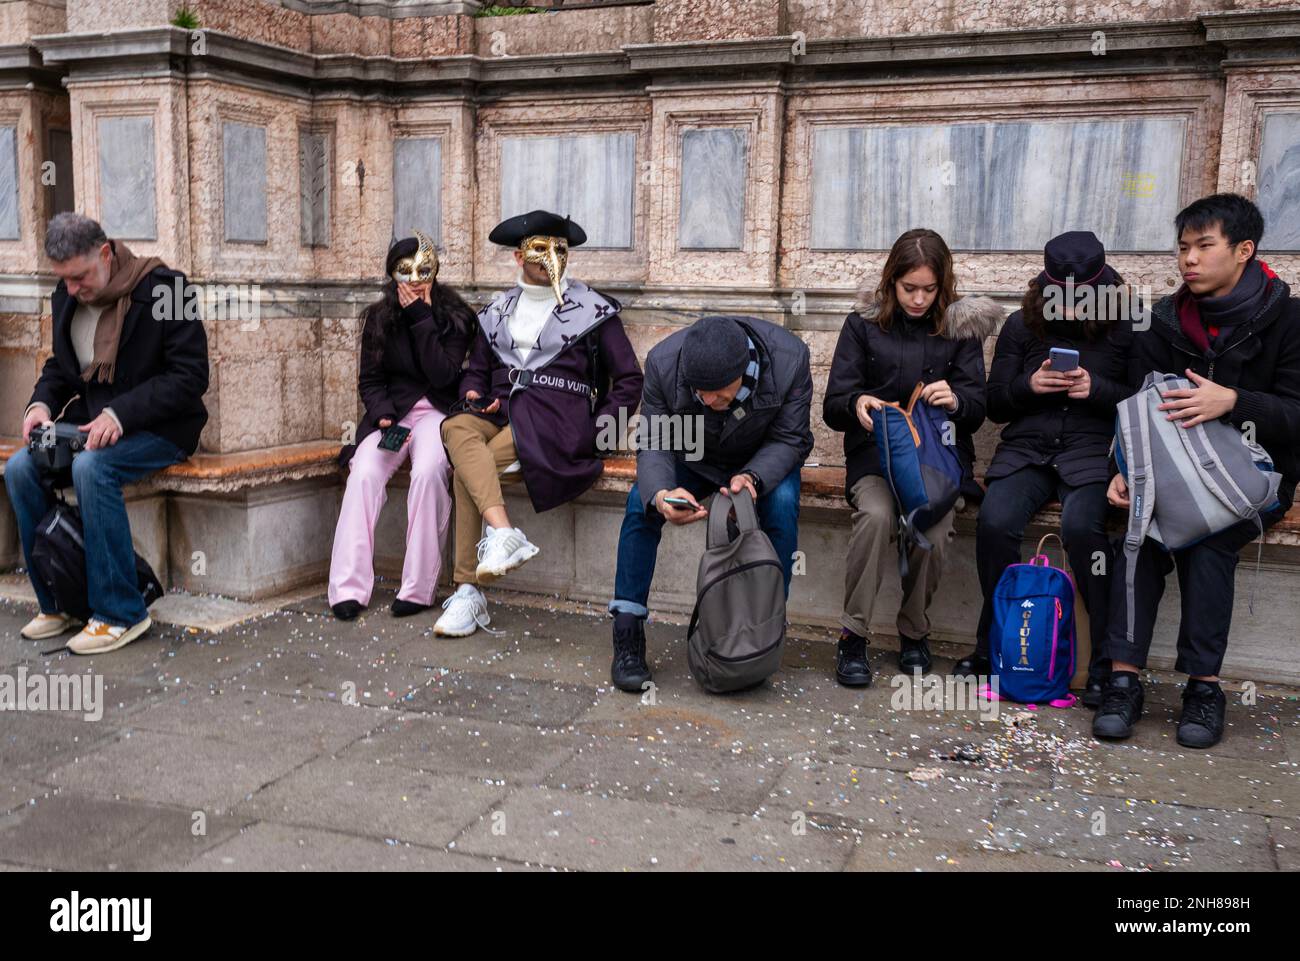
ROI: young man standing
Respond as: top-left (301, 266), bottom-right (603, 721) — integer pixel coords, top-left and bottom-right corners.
top-left (1096, 194), bottom-right (1300, 748)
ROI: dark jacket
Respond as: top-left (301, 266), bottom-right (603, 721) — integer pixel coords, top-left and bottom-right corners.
top-left (1131, 277), bottom-right (1300, 510)
top-left (985, 310), bottom-right (1136, 487)
top-left (341, 288), bottom-right (475, 468)
top-left (31, 265), bottom-right (209, 456)
top-left (460, 281), bottom-right (643, 514)
top-left (637, 316), bottom-right (814, 513)
top-left (823, 296), bottom-right (1000, 498)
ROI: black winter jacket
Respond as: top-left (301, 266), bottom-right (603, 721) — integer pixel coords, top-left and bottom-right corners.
top-left (985, 310), bottom-right (1137, 487)
top-left (823, 296), bottom-right (1001, 498)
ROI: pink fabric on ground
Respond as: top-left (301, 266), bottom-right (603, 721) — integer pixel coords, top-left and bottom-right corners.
top-left (328, 398), bottom-right (451, 607)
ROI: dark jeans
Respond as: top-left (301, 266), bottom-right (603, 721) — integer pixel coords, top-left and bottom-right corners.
top-left (4, 431), bottom-right (185, 626)
top-left (975, 465), bottom-right (1113, 679)
top-left (609, 463), bottom-right (800, 618)
top-left (1103, 509), bottom-right (1284, 678)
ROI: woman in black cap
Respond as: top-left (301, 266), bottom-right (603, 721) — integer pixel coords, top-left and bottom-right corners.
top-left (955, 231), bottom-right (1138, 705)
top-left (824, 228), bottom-right (1001, 686)
top-left (327, 233), bottom-right (476, 621)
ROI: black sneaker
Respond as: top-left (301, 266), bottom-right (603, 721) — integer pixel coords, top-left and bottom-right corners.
top-left (952, 651), bottom-right (990, 678)
top-left (898, 634), bottom-right (932, 673)
top-left (1177, 679), bottom-right (1226, 749)
top-left (1082, 671), bottom-right (1112, 710)
top-left (331, 600), bottom-right (364, 621)
top-left (1092, 671), bottom-right (1144, 740)
top-left (835, 629), bottom-right (871, 687)
top-left (610, 613), bottom-right (651, 693)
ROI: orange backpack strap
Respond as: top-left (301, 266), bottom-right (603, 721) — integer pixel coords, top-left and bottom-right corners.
top-left (904, 382), bottom-right (926, 414)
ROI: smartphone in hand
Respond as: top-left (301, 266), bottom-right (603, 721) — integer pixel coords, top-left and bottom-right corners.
top-left (378, 425), bottom-right (411, 451)
top-left (1048, 347), bottom-right (1080, 373)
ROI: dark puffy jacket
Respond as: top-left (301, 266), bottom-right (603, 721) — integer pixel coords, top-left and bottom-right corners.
top-left (1131, 277), bottom-right (1300, 510)
top-left (637, 316), bottom-right (814, 512)
top-left (823, 297), bottom-right (1001, 498)
top-left (985, 310), bottom-right (1137, 487)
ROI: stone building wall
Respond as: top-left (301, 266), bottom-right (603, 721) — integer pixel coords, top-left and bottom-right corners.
top-left (0, 0), bottom-right (1296, 468)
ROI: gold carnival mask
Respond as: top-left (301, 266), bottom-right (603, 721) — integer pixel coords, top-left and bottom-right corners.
top-left (391, 229), bottom-right (439, 285)
top-left (520, 234), bottom-right (568, 306)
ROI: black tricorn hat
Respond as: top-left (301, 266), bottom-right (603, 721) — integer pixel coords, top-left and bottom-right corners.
top-left (489, 210), bottom-right (587, 248)
top-left (1036, 230), bottom-right (1121, 290)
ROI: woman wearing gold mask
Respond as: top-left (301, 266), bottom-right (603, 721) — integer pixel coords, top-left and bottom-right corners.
top-left (328, 232), bottom-right (476, 621)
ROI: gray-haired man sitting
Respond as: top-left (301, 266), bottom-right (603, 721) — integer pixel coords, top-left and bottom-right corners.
top-left (5, 213), bottom-right (208, 654)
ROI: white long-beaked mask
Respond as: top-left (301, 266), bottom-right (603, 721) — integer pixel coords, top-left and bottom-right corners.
top-left (520, 234), bottom-right (568, 306)
top-left (391, 229), bottom-right (439, 285)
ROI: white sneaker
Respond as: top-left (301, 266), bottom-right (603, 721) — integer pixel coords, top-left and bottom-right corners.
top-left (20, 612), bottom-right (83, 641)
top-left (67, 616), bottom-right (152, 655)
top-left (434, 584), bottom-right (491, 637)
top-left (474, 526), bottom-right (539, 582)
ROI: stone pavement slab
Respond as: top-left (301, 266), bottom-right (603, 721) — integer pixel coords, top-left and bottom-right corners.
top-left (232, 756), bottom-right (506, 848)
top-left (183, 822), bottom-right (540, 872)
top-left (3, 590), bottom-right (1297, 871)
top-left (452, 786), bottom-right (856, 871)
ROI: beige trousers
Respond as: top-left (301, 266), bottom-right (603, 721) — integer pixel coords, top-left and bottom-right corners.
top-left (440, 413), bottom-right (522, 585)
top-left (841, 474), bottom-right (955, 640)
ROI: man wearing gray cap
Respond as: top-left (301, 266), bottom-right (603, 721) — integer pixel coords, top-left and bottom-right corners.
top-left (606, 314), bottom-right (814, 692)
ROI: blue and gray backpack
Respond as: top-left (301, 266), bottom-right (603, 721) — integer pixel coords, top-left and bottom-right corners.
top-left (872, 382), bottom-right (963, 577)
top-left (989, 534), bottom-right (1076, 706)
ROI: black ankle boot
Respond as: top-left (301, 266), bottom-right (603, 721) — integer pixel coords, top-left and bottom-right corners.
top-left (952, 651), bottom-right (990, 678)
top-left (611, 613), bottom-right (651, 693)
top-left (1177, 679), bottom-right (1226, 749)
top-left (332, 600), bottom-right (364, 621)
top-left (898, 634), bottom-right (932, 673)
top-left (835, 629), bottom-right (871, 687)
top-left (391, 598), bottom-right (431, 617)
top-left (1092, 671), bottom-right (1144, 740)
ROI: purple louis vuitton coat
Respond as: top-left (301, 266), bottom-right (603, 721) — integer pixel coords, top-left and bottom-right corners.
top-left (460, 278), bottom-right (643, 513)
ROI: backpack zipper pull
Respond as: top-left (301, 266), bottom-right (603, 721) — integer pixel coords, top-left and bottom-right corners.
top-left (1055, 598), bottom-right (1063, 620)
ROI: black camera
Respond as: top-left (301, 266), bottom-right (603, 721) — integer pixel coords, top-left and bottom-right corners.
top-left (27, 421), bottom-right (87, 480)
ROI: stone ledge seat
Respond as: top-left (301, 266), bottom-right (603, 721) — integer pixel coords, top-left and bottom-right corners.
top-left (1, 439), bottom-right (1298, 539)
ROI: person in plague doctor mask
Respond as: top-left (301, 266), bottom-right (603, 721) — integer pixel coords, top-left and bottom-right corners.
top-left (434, 210), bottom-right (643, 638)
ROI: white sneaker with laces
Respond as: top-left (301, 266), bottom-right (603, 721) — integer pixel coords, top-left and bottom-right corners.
top-left (474, 526), bottom-right (539, 582)
top-left (20, 612), bottom-right (83, 641)
top-left (434, 584), bottom-right (491, 637)
top-left (67, 616), bottom-right (152, 655)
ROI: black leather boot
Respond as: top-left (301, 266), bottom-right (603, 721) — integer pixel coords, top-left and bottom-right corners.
top-left (610, 613), bottom-right (651, 693)
top-left (898, 634), bottom-right (932, 673)
top-left (835, 629), bottom-right (872, 687)
top-left (952, 651), bottom-right (990, 678)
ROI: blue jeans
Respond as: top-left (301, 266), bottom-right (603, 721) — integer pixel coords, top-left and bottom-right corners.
top-left (609, 463), bottom-right (800, 618)
top-left (5, 431), bottom-right (184, 626)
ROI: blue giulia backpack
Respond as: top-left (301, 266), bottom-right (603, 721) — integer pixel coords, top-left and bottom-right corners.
top-left (988, 534), bottom-right (1076, 707)
top-left (872, 382), bottom-right (963, 576)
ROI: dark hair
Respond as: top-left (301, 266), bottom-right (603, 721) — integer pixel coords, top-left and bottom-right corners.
top-left (360, 280), bottom-right (477, 371)
top-left (868, 228), bottom-right (956, 334)
top-left (1021, 276), bottom-right (1126, 344)
top-left (1174, 193), bottom-right (1264, 251)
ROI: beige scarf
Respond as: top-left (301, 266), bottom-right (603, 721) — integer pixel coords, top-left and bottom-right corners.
top-left (81, 240), bottom-right (164, 384)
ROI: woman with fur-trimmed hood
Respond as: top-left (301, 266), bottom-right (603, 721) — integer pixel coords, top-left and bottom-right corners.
top-left (823, 227), bottom-right (1002, 687)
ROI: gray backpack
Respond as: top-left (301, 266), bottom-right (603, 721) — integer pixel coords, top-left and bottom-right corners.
top-left (686, 490), bottom-right (786, 693)
top-left (1116, 371), bottom-right (1282, 642)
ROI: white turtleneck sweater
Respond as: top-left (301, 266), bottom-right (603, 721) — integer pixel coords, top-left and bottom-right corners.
top-left (511, 269), bottom-right (568, 362)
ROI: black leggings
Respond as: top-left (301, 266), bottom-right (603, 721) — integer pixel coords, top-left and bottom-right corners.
top-left (975, 465), bottom-right (1113, 679)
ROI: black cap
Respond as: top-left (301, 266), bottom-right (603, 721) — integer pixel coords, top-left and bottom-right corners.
top-left (1037, 230), bottom-right (1121, 290)
top-left (682, 316), bottom-right (750, 390)
top-left (385, 237), bottom-right (418, 277)
top-left (489, 210), bottom-right (587, 248)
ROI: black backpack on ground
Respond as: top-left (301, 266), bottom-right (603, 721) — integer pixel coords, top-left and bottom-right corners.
top-left (26, 430), bottom-right (165, 622)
